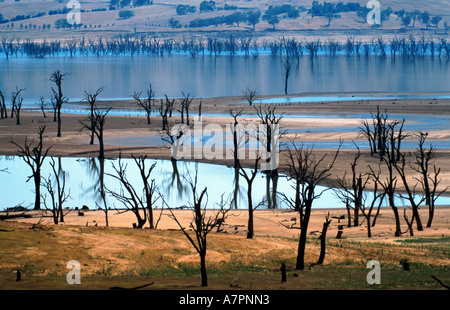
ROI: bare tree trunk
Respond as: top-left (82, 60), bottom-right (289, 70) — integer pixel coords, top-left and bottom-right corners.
top-left (316, 216), bottom-right (332, 265)
top-left (200, 251), bottom-right (208, 287)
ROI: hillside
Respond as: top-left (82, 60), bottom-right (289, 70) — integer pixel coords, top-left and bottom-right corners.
top-left (0, 0), bottom-right (449, 41)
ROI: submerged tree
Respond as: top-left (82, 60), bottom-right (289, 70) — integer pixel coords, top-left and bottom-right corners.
top-left (11, 126), bottom-right (51, 210)
top-left (283, 57), bottom-right (292, 95)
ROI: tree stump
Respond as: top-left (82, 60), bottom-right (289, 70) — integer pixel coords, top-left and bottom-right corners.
top-left (280, 263), bottom-right (287, 283)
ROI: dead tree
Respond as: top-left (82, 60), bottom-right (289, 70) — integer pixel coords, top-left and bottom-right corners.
top-left (133, 155), bottom-right (159, 229)
top-left (0, 89), bottom-right (7, 119)
top-left (228, 108), bottom-right (244, 209)
top-left (1, 36), bottom-right (15, 60)
top-left (411, 132), bottom-right (448, 228)
top-left (315, 213), bottom-right (332, 265)
top-left (360, 106), bottom-right (390, 160)
top-left (243, 87), bottom-right (258, 106)
top-left (83, 87), bottom-right (104, 145)
top-left (159, 95), bottom-right (174, 131)
top-left (179, 92), bottom-right (193, 126)
top-left (160, 123), bottom-right (190, 161)
top-left (41, 157), bottom-right (71, 224)
top-left (239, 157), bottom-right (263, 239)
top-left (283, 57), bottom-right (292, 95)
top-left (282, 138), bottom-right (340, 270)
top-left (334, 147), bottom-right (370, 227)
top-left (132, 83), bottom-right (154, 125)
top-left (369, 158), bottom-right (402, 237)
top-left (105, 156), bottom-right (156, 229)
top-left (254, 104), bottom-right (284, 209)
top-left (79, 107), bottom-right (111, 160)
top-left (38, 97), bottom-right (47, 118)
top-left (394, 153), bottom-right (424, 232)
top-left (214, 193), bottom-right (233, 233)
top-left (11, 88), bottom-right (25, 125)
top-left (167, 164), bottom-right (220, 287)
top-left (10, 126), bottom-right (51, 210)
top-left (50, 70), bottom-right (68, 137)
top-left (360, 170), bottom-right (386, 238)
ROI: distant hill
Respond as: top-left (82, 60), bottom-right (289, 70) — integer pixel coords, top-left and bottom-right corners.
top-left (0, 0), bottom-right (448, 41)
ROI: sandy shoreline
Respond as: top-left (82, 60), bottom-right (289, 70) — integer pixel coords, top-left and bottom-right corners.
top-left (3, 206), bottom-right (449, 242)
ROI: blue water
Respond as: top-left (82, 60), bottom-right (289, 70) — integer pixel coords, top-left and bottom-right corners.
top-left (1, 156), bottom-right (448, 211)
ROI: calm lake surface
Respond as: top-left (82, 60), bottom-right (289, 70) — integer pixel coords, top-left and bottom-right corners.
top-left (1, 156), bottom-right (449, 211)
top-left (1, 54), bottom-right (449, 104)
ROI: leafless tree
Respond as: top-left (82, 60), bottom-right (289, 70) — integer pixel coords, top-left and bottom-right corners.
top-left (228, 108), bottom-right (245, 209)
top-left (243, 87), bottom-right (258, 106)
top-left (11, 88), bottom-right (25, 125)
top-left (281, 138), bottom-right (340, 270)
top-left (393, 153), bottom-right (424, 232)
top-left (178, 92), bottom-right (193, 126)
top-left (38, 97), bottom-right (47, 118)
top-left (159, 95), bottom-right (175, 131)
top-left (369, 157), bottom-right (402, 237)
top-left (214, 193), bottom-right (233, 233)
top-left (411, 132), bottom-right (448, 227)
top-left (133, 155), bottom-right (160, 229)
top-left (0, 89), bottom-right (7, 119)
top-left (166, 164), bottom-right (220, 287)
top-left (360, 169), bottom-right (386, 237)
top-left (160, 123), bottom-right (190, 162)
top-left (334, 147), bottom-right (370, 227)
top-left (79, 107), bottom-right (111, 160)
top-left (50, 70), bottom-right (68, 137)
top-left (105, 156), bottom-right (157, 229)
top-left (132, 83), bottom-right (154, 125)
top-left (10, 126), bottom-right (51, 210)
top-left (283, 57), bottom-right (292, 95)
top-left (41, 157), bottom-right (71, 224)
top-left (1, 36), bottom-right (15, 60)
top-left (315, 213), bottom-right (332, 266)
top-left (239, 157), bottom-right (264, 239)
top-left (83, 87), bottom-right (104, 145)
top-left (254, 104), bottom-right (284, 208)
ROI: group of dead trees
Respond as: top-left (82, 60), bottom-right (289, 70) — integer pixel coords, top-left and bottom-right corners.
top-left (0, 87), bottom-right (25, 125)
top-left (0, 69), bottom-right (68, 137)
top-left (132, 83), bottom-right (198, 131)
top-left (10, 126), bottom-right (71, 224)
top-left (337, 106), bottom-right (449, 237)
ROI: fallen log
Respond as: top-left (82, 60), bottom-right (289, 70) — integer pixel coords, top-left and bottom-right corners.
top-left (0, 213), bottom-right (33, 220)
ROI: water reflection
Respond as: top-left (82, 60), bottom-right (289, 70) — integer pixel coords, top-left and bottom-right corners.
top-left (1, 156), bottom-right (449, 211)
top-left (1, 55), bottom-right (448, 105)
